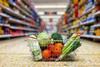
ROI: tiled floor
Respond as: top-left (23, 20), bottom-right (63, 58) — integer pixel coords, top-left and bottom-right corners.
top-left (0, 37), bottom-right (100, 67)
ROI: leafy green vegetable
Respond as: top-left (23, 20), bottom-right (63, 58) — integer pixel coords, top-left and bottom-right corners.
top-left (37, 32), bottom-right (50, 47)
top-left (51, 32), bottom-right (63, 42)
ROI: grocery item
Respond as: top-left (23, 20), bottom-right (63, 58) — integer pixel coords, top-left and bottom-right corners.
top-left (95, 28), bottom-right (100, 36)
top-left (29, 35), bottom-right (37, 39)
top-left (47, 44), bottom-right (55, 52)
top-left (27, 38), bottom-right (42, 61)
top-left (85, 0), bottom-right (94, 11)
top-left (54, 43), bottom-right (63, 49)
top-left (37, 32), bottom-right (50, 47)
top-left (71, 38), bottom-right (81, 52)
top-left (42, 49), bottom-right (51, 59)
top-left (4, 27), bottom-right (10, 34)
top-left (52, 45), bottom-right (62, 57)
top-left (63, 33), bottom-right (78, 49)
top-left (3, 0), bottom-right (9, 7)
top-left (51, 32), bottom-right (63, 42)
top-left (58, 36), bottom-right (81, 60)
top-left (28, 33), bottom-right (81, 61)
top-left (0, 27), bottom-right (4, 35)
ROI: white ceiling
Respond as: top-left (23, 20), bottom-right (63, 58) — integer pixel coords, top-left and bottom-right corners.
top-left (32, 0), bottom-right (69, 22)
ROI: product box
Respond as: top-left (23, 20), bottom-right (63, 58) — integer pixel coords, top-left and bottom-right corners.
top-left (0, 27), bottom-right (4, 35)
top-left (95, 28), bottom-right (100, 36)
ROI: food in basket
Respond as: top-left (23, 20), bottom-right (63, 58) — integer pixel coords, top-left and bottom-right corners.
top-left (52, 45), bottom-right (62, 57)
top-left (42, 49), bottom-right (51, 59)
top-left (57, 34), bottom-right (81, 60)
top-left (37, 32), bottom-right (50, 47)
top-left (27, 38), bottom-right (42, 61)
top-left (47, 44), bottom-right (55, 52)
top-left (28, 33), bottom-right (81, 61)
top-left (54, 43), bottom-right (63, 49)
top-left (51, 32), bottom-right (63, 43)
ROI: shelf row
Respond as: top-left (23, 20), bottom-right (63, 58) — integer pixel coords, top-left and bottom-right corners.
top-left (0, 23), bottom-right (37, 31)
top-left (78, 6), bottom-right (95, 19)
top-left (81, 35), bottom-right (100, 39)
top-left (0, 13), bottom-right (37, 28)
top-left (0, 33), bottom-right (36, 38)
top-left (67, 11), bottom-right (100, 30)
top-left (68, 6), bottom-right (99, 23)
top-left (0, 0), bottom-right (42, 39)
top-left (0, 4), bottom-right (33, 22)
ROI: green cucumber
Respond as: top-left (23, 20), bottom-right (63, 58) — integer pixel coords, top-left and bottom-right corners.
top-left (62, 34), bottom-right (78, 51)
top-left (59, 37), bottom-right (80, 60)
top-left (71, 39), bottom-right (81, 52)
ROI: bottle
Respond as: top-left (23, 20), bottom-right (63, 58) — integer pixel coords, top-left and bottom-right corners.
top-left (27, 37), bottom-right (42, 61)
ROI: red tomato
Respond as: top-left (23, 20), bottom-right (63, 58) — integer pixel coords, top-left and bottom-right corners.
top-left (52, 46), bottom-right (62, 57)
top-left (54, 43), bottom-right (63, 49)
top-left (42, 49), bottom-right (51, 59)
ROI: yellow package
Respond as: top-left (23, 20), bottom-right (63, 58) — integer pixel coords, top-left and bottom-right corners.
top-left (95, 28), bottom-right (100, 36)
top-left (73, 0), bottom-right (78, 4)
top-left (0, 27), bottom-right (4, 35)
top-left (0, 0), bottom-right (3, 4)
top-left (79, 6), bottom-right (85, 16)
top-left (3, 0), bottom-right (9, 7)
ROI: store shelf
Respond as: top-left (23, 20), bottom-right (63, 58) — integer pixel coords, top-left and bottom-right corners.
top-left (81, 35), bottom-right (100, 39)
top-left (91, 24), bottom-right (100, 28)
top-left (10, 3), bottom-right (32, 18)
top-left (0, 23), bottom-right (10, 27)
top-left (0, 34), bottom-right (24, 38)
top-left (0, 32), bottom-right (37, 38)
top-left (0, 34), bottom-right (12, 38)
top-left (9, 18), bottom-right (37, 28)
top-left (0, 0), bottom-right (41, 39)
top-left (17, 0), bottom-right (32, 14)
top-left (22, 0), bottom-right (31, 7)
top-left (9, 18), bottom-right (30, 25)
top-left (68, 17), bottom-right (76, 22)
top-left (94, 11), bottom-right (100, 16)
top-left (0, 13), bottom-right (36, 28)
top-left (67, 19), bottom-right (95, 30)
top-left (9, 18), bottom-right (35, 27)
top-left (68, 25), bottom-right (80, 30)
top-left (78, 6), bottom-right (95, 19)
top-left (10, 26), bottom-right (36, 31)
top-left (0, 4), bottom-right (33, 22)
top-left (80, 19), bottom-right (95, 25)
top-left (71, 24), bottom-right (80, 29)
top-left (0, 13), bottom-right (9, 18)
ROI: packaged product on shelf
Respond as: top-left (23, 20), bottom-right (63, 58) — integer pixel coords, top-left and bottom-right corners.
top-left (0, 0), bottom-right (3, 4)
top-left (0, 27), bottom-right (4, 35)
top-left (96, 3), bottom-right (100, 11)
top-left (95, 28), bottom-right (100, 36)
top-left (79, 6), bottom-right (85, 16)
top-left (85, 0), bottom-right (95, 11)
top-left (87, 16), bottom-right (95, 24)
top-left (3, 0), bottom-right (9, 7)
top-left (0, 16), bottom-right (3, 23)
top-left (8, 0), bottom-right (16, 4)
top-left (3, 27), bottom-right (10, 34)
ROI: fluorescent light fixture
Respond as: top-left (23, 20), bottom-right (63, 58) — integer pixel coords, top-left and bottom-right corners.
top-left (40, 15), bottom-right (61, 18)
top-left (35, 5), bottom-right (67, 8)
top-left (38, 12), bottom-right (64, 15)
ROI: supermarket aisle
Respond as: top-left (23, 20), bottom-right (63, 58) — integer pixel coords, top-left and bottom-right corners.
top-left (0, 38), bottom-right (100, 67)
